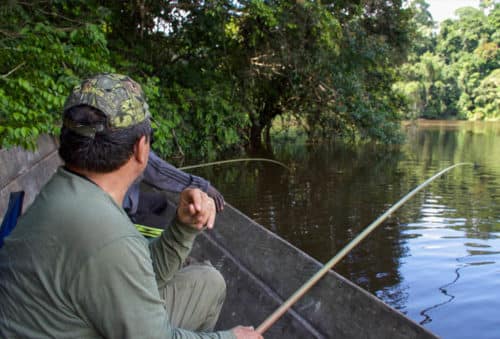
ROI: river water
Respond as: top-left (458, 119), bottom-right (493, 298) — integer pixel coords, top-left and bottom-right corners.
top-left (192, 121), bottom-right (500, 339)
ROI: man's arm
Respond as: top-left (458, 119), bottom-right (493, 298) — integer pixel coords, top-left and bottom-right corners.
top-left (149, 188), bottom-right (215, 287)
top-left (149, 218), bottom-right (199, 287)
top-left (145, 151), bottom-right (225, 212)
top-left (145, 152), bottom-right (208, 193)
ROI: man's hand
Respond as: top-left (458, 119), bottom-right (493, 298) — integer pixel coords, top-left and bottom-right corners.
top-left (177, 188), bottom-right (216, 230)
top-left (206, 185), bottom-right (225, 212)
top-left (232, 326), bottom-right (263, 339)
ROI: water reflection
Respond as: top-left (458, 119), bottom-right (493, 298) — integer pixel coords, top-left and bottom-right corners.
top-left (191, 121), bottom-right (500, 339)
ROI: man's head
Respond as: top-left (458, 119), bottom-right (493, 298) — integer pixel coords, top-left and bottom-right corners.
top-left (59, 73), bottom-right (152, 173)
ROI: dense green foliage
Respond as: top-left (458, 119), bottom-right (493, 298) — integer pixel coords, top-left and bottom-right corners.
top-left (395, 0), bottom-right (499, 120)
top-left (0, 2), bottom-right (114, 149)
top-left (1, 0), bottom-right (414, 157)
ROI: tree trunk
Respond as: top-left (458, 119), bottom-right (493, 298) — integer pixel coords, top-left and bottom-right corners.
top-left (249, 123), bottom-right (263, 150)
top-left (248, 102), bottom-right (281, 150)
top-left (263, 124), bottom-right (273, 152)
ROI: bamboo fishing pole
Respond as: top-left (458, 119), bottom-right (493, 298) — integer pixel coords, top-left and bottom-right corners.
top-left (179, 158), bottom-right (290, 171)
top-left (256, 162), bottom-right (472, 334)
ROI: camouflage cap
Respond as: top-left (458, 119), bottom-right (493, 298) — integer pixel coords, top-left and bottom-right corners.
top-left (63, 73), bottom-right (151, 134)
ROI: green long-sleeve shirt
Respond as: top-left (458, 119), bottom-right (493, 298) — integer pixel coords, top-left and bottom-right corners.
top-left (0, 168), bottom-right (234, 339)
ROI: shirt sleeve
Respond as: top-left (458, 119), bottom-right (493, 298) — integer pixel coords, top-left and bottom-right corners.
top-left (69, 236), bottom-right (234, 339)
top-left (123, 182), bottom-right (140, 215)
top-left (144, 151), bottom-right (210, 193)
top-left (149, 218), bottom-right (199, 289)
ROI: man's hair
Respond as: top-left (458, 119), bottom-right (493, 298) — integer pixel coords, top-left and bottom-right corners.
top-left (59, 105), bottom-right (152, 173)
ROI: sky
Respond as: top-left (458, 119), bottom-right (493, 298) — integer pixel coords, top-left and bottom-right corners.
top-left (426, 0), bottom-right (481, 22)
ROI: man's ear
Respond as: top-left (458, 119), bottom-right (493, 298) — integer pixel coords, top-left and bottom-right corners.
top-left (134, 135), bottom-right (149, 166)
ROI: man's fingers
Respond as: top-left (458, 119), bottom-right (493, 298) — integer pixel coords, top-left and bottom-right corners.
top-left (207, 185), bottom-right (225, 212)
top-left (231, 325), bottom-right (263, 339)
top-left (191, 189), bottom-right (203, 212)
top-left (196, 196), bottom-right (215, 229)
top-left (207, 199), bottom-right (216, 229)
top-left (188, 203), bottom-right (197, 216)
top-left (185, 189), bottom-right (205, 215)
top-left (178, 188), bottom-right (217, 229)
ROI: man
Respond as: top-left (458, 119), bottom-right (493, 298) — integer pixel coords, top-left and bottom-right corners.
top-left (0, 73), bottom-right (261, 339)
top-left (124, 150), bottom-right (225, 229)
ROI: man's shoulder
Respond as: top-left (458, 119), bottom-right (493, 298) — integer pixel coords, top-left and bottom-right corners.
top-left (20, 168), bottom-right (143, 251)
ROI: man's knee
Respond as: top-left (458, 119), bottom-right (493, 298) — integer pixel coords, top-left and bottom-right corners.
top-left (160, 263), bottom-right (227, 331)
top-left (189, 264), bottom-right (227, 301)
top-left (207, 266), bottom-right (226, 300)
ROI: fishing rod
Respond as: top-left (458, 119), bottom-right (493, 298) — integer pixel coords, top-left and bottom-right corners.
top-left (179, 158), bottom-right (290, 171)
top-left (256, 162), bottom-right (473, 334)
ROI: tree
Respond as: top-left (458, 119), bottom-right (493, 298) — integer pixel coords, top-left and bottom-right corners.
top-left (224, 0), bottom-right (412, 147)
top-left (473, 68), bottom-right (500, 120)
top-left (1, 0), bottom-right (416, 155)
top-left (75, 0), bottom-right (414, 150)
top-left (437, 7), bottom-right (488, 63)
top-left (0, 1), bottom-right (114, 149)
top-left (396, 0), bottom-right (499, 121)
top-left (407, 0), bottom-right (436, 57)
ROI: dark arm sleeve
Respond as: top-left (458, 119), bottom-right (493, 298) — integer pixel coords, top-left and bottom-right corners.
top-left (144, 152), bottom-right (209, 193)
